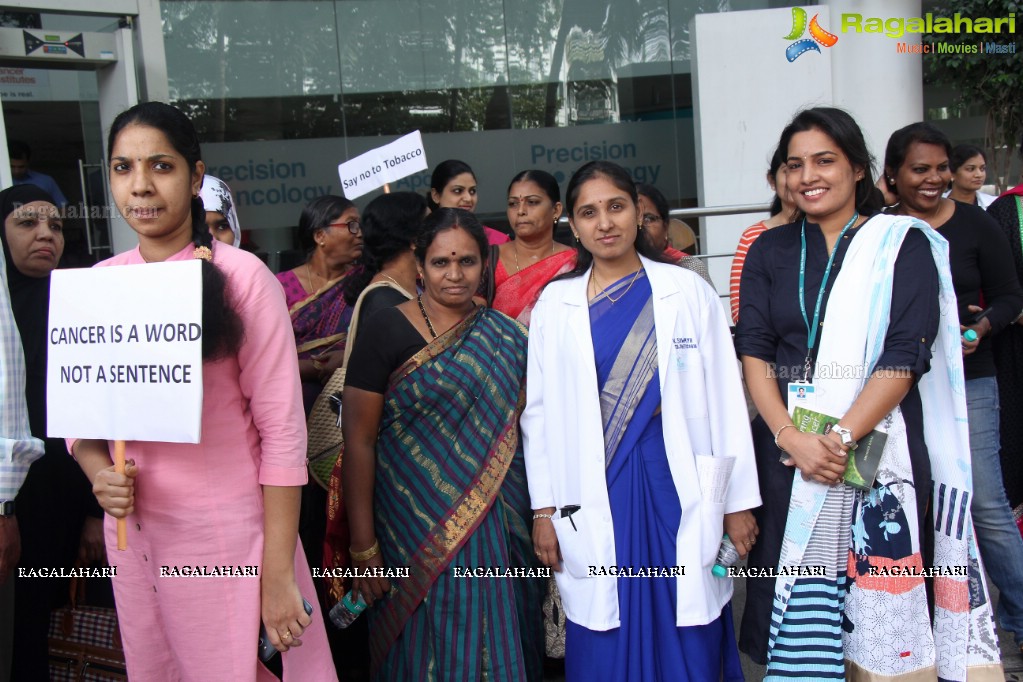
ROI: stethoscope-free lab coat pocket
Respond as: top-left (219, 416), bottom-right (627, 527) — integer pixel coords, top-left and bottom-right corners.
top-left (551, 508), bottom-right (613, 579)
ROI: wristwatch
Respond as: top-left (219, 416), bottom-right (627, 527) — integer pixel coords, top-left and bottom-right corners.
top-left (0, 500), bottom-right (14, 517)
top-left (831, 425), bottom-right (857, 450)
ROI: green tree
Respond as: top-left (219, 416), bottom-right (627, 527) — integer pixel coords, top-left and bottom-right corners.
top-left (924, 0), bottom-right (1023, 184)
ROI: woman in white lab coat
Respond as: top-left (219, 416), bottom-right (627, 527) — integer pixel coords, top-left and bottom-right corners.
top-left (522, 160), bottom-right (761, 682)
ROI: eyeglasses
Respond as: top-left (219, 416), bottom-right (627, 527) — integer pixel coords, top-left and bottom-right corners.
top-left (328, 219), bottom-right (361, 234)
top-left (641, 214), bottom-right (663, 227)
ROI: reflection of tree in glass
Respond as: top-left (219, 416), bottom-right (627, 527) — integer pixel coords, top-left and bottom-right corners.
top-left (542, 0), bottom-right (684, 126)
top-left (161, 0), bottom-right (341, 140)
top-left (158, 0), bottom-right (715, 138)
top-left (669, 0), bottom-right (738, 66)
top-left (0, 10), bottom-right (41, 28)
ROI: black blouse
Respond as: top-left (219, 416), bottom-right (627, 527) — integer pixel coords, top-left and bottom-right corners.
top-left (735, 216), bottom-right (939, 385)
top-left (345, 306), bottom-right (427, 394)
top-left (927, 200), bottom-right (1023, 380)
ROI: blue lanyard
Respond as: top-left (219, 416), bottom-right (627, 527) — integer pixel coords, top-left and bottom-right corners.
top-left (798, 212), bottom-right (858, 366)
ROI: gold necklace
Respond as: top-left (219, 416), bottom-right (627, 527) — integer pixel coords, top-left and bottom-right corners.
top-left (590, 267), bottom-right (642, 304)
top-left (379, 274), bottom-right (403, 289)
top-left (303, 263), bottom-right (328, 292)
top-left (512, 240), bottom-right (555, 274)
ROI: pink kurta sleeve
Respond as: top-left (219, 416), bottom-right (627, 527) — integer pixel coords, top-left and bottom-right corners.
top-left (231, 255), bottom-right (308, 486)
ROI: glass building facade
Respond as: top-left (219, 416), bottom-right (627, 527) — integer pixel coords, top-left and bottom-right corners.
top-left (0, 1), bottom-right (1000, 261)
top-left (155, 0), bottom-right (797, 251)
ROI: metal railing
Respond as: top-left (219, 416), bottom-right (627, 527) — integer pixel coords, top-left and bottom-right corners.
top-left (552, 201), bottom-right (772, 264)
top-left (666, 203), bottom-right (771, 263)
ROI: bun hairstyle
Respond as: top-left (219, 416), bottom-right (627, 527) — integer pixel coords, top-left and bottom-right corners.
top-left (298, 195), bottom-right (355, 252)
top-left (767, 144), bottom-right (787, 216)
top-left (635, 183), bottom-right (669, 223)
top-left (414, 208), bottom-right (487, 265)
top-left (556, 160), bottom-right (669, 281)
top-left (776, 107), bottom-right (884, 220)
top-left (949, 143), bottom-right (987, 172)
top-left (343, 191), bottom-right (427, 304)
top-left (107, 102), bottom-right (243, 360)
top-left (507, 169), bottom-right (561, 230)
top-left (428, 159), bottom-right (476, 212)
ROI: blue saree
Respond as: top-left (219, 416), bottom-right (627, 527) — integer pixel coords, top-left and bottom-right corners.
top-left (564, 270), bottom-right (744, 682)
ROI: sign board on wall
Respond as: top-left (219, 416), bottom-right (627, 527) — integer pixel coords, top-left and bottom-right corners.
top-left (202, 118), bottom-right (695, 230)
top-left (47, 260), bottom-right (204, 443)
top-left (0, 66), bottom-right (98, 101)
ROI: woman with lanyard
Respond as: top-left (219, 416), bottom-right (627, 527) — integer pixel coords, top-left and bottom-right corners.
top-left (736, 107), bottom-right (1001, 679)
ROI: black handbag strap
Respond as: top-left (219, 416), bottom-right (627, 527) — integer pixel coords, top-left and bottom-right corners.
top-left (483, 243), bottom-right (501, 306)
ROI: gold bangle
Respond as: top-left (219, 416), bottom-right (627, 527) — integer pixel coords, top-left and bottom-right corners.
top-left (774, 423), bottom-right (797, 451)
top-left (350, 540), bottom-right (380, 562)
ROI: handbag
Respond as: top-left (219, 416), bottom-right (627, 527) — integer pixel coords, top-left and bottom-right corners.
top-left (306, 279), bottom-right (414, 489)
top-left (541, 576), bottom-right (566, 659)
top-left (1014, 503), bottom-right (1023, 540)
top-left (48, 571), bottom-right (126, 681)
top-left (480, 243), bottom-right (501, 307)
top-left (306, 366), bottom-right (348, 490)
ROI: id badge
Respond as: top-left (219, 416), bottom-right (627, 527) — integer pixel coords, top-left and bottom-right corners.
top-left (787, 381), bottom-right (816, 414)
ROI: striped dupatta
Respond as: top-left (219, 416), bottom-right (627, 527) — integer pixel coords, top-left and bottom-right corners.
top-left (368, 307), bottom-right (543, 681)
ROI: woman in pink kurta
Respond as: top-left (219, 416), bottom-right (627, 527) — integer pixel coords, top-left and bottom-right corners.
top-left (71, 102), bottom-right (336, 681)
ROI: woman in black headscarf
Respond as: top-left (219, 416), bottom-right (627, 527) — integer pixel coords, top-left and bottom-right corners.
top-left (1, 184), bottom-right (106, 680)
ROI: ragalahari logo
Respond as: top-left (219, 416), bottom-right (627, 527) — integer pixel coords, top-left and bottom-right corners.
top-left (784, 7), bottom-right (838, 62)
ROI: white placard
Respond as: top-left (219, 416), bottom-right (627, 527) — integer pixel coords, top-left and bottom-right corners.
top-left (337, 130), bottom-right (429, 199)
top-left (47, 260), bottom-right (204, 443)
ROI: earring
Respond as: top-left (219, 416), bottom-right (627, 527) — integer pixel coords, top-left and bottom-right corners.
top-left (637, 224), bottom-right (643, 231)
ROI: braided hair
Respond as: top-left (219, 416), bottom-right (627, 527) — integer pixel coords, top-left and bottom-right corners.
top-left (108, 102), bottom-right (243, 359)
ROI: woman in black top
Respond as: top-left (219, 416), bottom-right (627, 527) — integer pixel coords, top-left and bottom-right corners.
top-left (342, 191), bottom-right (427, 325)
top-left (884, 121), bottom-right (1023, 653)
top-left (2, 185), bottom-right (106, 679)
top-left (735, 108), bottom-right (942, 675)
top-left (340, 208), bottom-right (541, 680)
top-left (987, 188), bottom-right (1023, 510)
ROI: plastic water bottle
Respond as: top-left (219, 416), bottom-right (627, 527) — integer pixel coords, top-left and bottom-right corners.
top-left (328, 591), bottom-right (366, 629)
top-left (962, 329), bottom-right (978, 342)
top-left (712, 535), bottom-right (741, 578)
